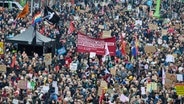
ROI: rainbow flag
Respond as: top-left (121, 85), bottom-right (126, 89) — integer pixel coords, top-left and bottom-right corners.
top-left (32, 13), bottom-right (42, 25)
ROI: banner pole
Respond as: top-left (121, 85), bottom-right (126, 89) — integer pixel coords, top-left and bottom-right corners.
top-left (31, 0), bottom-right (33, 16)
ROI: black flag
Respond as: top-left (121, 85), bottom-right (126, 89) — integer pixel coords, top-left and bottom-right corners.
top-left (44, 6), bottom-right (60, 24)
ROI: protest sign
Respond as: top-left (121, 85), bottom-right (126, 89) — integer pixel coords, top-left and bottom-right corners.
top-left (77, 32), bottom-right (116, 56)
top-left (52, 81), bottom-right (57, 88)
top-left (176, 74), bottom-right (183, 82)
top-left (44, 53), bottom-right (52, 66)
top-left (0, 42), bottom-right (4, 54)
top-left (141, 87), bottom-right (146, 95)
top-left (174, 23), bottom-right (181, 29)
top-left (17, 80), bottom-right (27, 89)
top-left (12, 99), bottom-right (19, 104)
top-left (98, 25), bottom-right (104, 29)
top-left (70, 63), bottom-right (78, 71)
top-left (110, 68), bottom-right (116, 76)
top-left (100, 80), bottom-right (108, 88)
top-left (175, 83), bottom-right (184, 96)
top-left (102, 31), bottom-right (112, 38)
top-left (41, 85), bottom-right (50, 94)
top-left (178, 35), bottom-right (184, 42)
top-left (148, 23), bottom-right (158, 30)
top-left (146, 82), bottom-right (158, 92)
top-left (144, 45), bottom-right (156, 53)
top-left (0, 65), bottom-right (6, 72)
top-left (89, 52), bottom-right (96, 58)
top-left (162, 29), bottom-right (167, 35)
top-left (165, 73), bottom-right (176, 89)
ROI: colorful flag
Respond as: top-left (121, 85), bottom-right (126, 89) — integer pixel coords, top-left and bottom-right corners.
top-left (68, 21), bottom-right (75, 34)
top-left (32, 12), bottom-right (42, 24)
top-left (17, 3), bottom-right (29, 18)
top-left (20, 0), bottom-right (26, 7)
top-left (44, 6), bottom-right (60, 24)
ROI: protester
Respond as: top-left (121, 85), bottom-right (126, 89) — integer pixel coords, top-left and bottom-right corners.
top-left (0, 0), bottom-right (184, 104)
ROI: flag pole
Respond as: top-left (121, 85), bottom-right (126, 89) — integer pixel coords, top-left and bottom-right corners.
top-left (31, 0), bottom-right (33, 16)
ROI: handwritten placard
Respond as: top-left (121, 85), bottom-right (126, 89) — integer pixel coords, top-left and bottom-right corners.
top-left (0, 65), bottom-right (6, 72)
top-left (162, 29), bottom-right (167, 35)
top-left (100, 80), bottom-right (108, 88)
top-left (98, 25), bottom-right (104, 29)
top-left (70, 63), bottom-right (78, 71)
top-left (110, 68), bottom-right (116, 76)
top-left (102, 31), bottom-right (111, 38)
top-left (148, 23), bottom-right (158, 30)
top-left (144, 45), bottom-right (156, 53)
top-left (89, 52), bottom-right (96, 58)
top-left (17, 80), bottom-right (27, 89)
top-left (44, 53), bottom-right (52, 66)
top-left (165, 73), bottom-right (176, 89)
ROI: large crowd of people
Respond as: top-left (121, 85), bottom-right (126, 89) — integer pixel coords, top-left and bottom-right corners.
top-left (0, 0), bottom-right (184, 104)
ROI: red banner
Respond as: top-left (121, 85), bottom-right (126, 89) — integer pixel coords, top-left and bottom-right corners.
top-left (77, 32), bottom-right (116, 56)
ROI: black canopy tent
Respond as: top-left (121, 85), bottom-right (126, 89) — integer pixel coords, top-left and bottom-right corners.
top-left (5, 26), bottom-right (55, 56)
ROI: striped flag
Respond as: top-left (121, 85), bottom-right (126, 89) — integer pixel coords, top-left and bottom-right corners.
top-left (32, 12), bottom-right (42, 24)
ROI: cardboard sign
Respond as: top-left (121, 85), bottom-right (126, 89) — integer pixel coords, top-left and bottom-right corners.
top-left (17, 80), bottom-right (27, 89)
top-left (98, 25), bottom-right (104, 29)
top-left (98, 86), bottom-right (107, 96)
top-left (175, 24), bottom-right (181, 29)
top-left (162, 29), bottom-right (167, 35)
top-left (144, 45), bottom-right (156, 53)
top-left (175, 83), bottom-right (184, 96)
top-left (110, 68), bottom-right (116, 76)
top-left (148, 23), bottom-right (158, 30)
top-left (70, 63), bottom-right (78, 71)
top-left (0, 65), bottom-right (6, 72)
top-left (102, 31), bottom-right (111, 38)
top-left (165, 73), bottom-right (176, 89)
top-left (44, 53), bottom-right (52, 66)
top-left (100, 80), bottom-right (108, 88)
